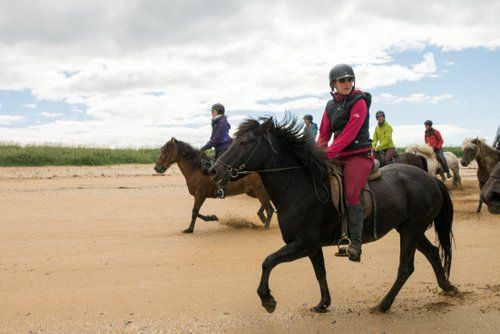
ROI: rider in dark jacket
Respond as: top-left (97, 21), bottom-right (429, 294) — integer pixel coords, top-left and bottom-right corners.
top-left (201, 103), bottom-right (231, 198)
top-left (201, 103), bottom-right (232, 158)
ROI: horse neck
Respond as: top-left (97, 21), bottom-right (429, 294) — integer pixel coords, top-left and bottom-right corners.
top-left (257, 149), bottom-right (326, 212)
top-left (176, 159), bottom-right (198, 184)
top-left (476, 143), bottom-right (500, 170)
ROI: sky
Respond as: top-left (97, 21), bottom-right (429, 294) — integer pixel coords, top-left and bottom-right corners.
top-left (0, 0), bottom-right (499, 148)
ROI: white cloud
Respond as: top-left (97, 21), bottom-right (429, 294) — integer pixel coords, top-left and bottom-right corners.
top-left (40, 112), bottom-right (63, 118)
top-left (0, 115), bottom-right (24, 125)
top-left (376, 93), bottom-right (454, 104)
top-left (24, 103), bottom-right (37, 108)
top-left (0, 0), bottom-right (498, 146)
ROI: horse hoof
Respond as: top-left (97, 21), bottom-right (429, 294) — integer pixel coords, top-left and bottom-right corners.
top-left (370, 304), bottom-right (389, 314)
top-left (262, 296), bottom-right (277, 313)
top-left (311, 305), bottom-right (330, 313)
top-left (182, 228), bottom-right (194, 234)
top-left (444, 285), bottom-right (460, 297)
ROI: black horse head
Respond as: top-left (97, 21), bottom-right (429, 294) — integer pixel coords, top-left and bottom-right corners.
top-left (210, 116), bottom-right (328, 187)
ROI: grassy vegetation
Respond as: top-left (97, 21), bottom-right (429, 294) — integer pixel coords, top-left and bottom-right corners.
top-left (0, 143), bottom-right (463, 167)
top-left (0, 143), bottom-right (160, 167)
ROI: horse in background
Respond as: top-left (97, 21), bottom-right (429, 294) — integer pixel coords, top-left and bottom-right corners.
top-left (479, 162), bottom-right (500, 215)
top-left (406, 144), bottom-right (462, 189)
top-left (480, 161), bottom-right (500, 215)
top-left (461, 138), bottom-right (500, 213)
top-left (373, 151), bottom-right (428, 171)
top-left (154, 138), bottom-right (274, 233)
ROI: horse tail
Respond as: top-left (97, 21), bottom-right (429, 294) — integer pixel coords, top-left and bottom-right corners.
top-left (419, 155), bottom-right (428, 172)
top-left (433, 178), bottom-right (454, 278)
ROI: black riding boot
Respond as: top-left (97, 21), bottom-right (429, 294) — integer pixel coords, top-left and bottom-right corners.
top-left (347, 204), bottom-right (364, 262)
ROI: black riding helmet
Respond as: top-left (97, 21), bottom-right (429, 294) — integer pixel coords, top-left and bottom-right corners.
top-left (211, 103), bottom-right (225, 115)
top-left (375, 110), bottom-right (385, 119)
top-left (424, 120), bottom-right (433, 126)
top-left (329, 64), bottom-right (355, 91)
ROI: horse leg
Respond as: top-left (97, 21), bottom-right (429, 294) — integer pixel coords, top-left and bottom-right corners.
top-left (309, 248), bottom-right (331, 313)
top-left (453, 168), bottom-right (462, 189)
top-left (257, 240), bottom-right (308, 313)
top-left (257, 205), bottom-right (267, 226)
top-left (374, 230), bottom-right (418, 312)
top-left (416, 236), bottom-right (459, 295)
top-left (184, 195), bottom-right (209, 233)
top-left (251, 186), bottom-right (274, 229)
top-left (476, 199), bottom-right (483, 213)
top-left (263, 204), bottom-right (275, 230)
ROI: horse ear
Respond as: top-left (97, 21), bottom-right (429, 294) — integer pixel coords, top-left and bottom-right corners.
top-left (260, 117), bottom-right (274, 133)
top-left (170, 137), bottom-right (177, 143)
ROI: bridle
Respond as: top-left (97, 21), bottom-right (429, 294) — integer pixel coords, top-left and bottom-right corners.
top-left (214, 134), bottom-right (305, 179)
top-left (214, 132), bottom-right (330, 203)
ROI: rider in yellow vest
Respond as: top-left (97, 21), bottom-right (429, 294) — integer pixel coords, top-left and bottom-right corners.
top-left (372, 110), bottom-right (396, 165)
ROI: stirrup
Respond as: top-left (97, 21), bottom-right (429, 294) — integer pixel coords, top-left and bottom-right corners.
top-left (335, 234), bottom-right (351, 257)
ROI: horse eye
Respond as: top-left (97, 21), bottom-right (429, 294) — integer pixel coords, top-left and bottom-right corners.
top-left (239, 140), bottom-right (247, 145)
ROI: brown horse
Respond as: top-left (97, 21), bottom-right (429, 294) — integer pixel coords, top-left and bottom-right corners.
top-left (154, 137), bottom-right (274, 233)
top-left (480, 161), bottom-right (500, 214)
top-left (461, 138), bottom-right (500, 213)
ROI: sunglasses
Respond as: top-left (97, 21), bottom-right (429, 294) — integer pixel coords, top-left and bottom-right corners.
top-left (337, 77), bottom-right (355, 83)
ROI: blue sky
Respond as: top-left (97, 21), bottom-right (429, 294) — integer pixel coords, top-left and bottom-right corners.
top-left (0, 1), bottom-right (499, 147)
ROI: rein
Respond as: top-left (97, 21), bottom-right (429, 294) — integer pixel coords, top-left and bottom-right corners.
top-left (214, 133), bottom-right (328, 202)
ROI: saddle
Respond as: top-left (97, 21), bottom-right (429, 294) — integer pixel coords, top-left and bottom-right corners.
top-left (328, 160), bottom-right (380, 255)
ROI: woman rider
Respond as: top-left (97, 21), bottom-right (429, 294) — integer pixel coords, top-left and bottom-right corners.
top-left (317, 64), bottom-right (374, 262)
top-left (201, 103), bottom-right (232, 197)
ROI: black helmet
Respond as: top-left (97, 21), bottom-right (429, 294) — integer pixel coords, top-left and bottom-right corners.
top-left (211, 103), bottom-right (225, 115)
top-left (424, 120), bottom-right (433, 126)
top-left (303, 114), bottom-right (313, 122)
top-left (375, 110), bottom-right (385, 119)
top-left (329, 63), bottom-right (355, 87)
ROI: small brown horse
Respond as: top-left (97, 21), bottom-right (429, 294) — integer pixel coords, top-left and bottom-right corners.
top-left (461, 138), bottom-right (500, 213)
top-left (154, 137), bottom-right (274, 233)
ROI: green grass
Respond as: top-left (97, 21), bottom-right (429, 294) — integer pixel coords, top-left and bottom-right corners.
top-left (0, 143), bottom-right (463, 167)
top-left (0, 143), bottom-right (160, 167)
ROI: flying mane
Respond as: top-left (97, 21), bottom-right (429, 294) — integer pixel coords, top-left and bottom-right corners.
top-left (235, 116), bottom-right (330, 184)
top-left (405, 143), bottom-right (435, 158)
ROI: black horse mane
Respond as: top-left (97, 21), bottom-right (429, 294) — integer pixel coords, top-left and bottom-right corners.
top-left (236, 116), bottom-right (330, 183)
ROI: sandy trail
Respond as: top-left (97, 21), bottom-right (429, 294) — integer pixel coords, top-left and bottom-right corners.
top-left (0, 164), bottom-right (499, 333)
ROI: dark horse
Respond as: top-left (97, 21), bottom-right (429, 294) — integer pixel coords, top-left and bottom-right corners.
top-left (461, 138), bottom-right (500, 213)
top-left (373, 150), bottom-right (428, 171)
top-left (480, 161), bottom-right (500, 214)
top-left (210, 117), bottom-right (458, 313)
top-left (154, 138), bottom-right (274, 233)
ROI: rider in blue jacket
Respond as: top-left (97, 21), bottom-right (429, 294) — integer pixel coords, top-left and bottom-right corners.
top-left (201, 103), bottom-right (232, 158)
